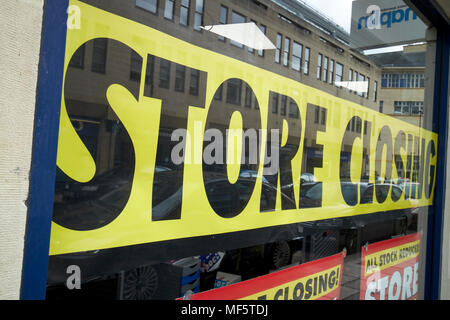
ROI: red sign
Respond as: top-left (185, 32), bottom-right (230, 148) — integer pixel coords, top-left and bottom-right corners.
top-left (183, 252), bottom-right (345, 300)
top-left (360, 233), bottom-right (421, 300)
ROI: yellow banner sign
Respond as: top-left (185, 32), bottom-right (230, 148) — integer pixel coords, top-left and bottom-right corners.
top-left (50, 0), bottom-right (438, 255)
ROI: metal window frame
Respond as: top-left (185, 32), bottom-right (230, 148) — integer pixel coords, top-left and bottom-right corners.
top-left (20, 0), bottom-right (68, 299)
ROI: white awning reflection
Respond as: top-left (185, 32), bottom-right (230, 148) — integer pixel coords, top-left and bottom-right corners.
top-left (201, 22), bottom-right (276, 51)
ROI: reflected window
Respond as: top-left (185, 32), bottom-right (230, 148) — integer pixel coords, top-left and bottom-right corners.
top-left (214, 84), bottom-right (223, 101)
top-left (175, 64), bottom-right (186, 92)
top-left (136, 0), bottom-right (158, 14)
top-left (366, 77), bottom-right (370, 99)
top-left (314, 106), bottom-right (319, 123)
top-left (373, 80), bottom-right (378, 102)
top-left (323, 56), bottom-right (328, 82)
top-left (230, 11), bottom-right (246, 48)
top-left (348, 68), bottom-right (353, 93)
top-left (130, 50), bottom-right (141, 81)
top-left (289, 99), bottom-right (299, 119)
top-left (244, 84), bottom-right (252, 108)
top-left (275, 33), bottom-right (282, 64)
top-left (317, 53), bottom-right (322, 80)
top-left (226, 78), bottom-right (242, 106)
top-left (283, 37), bottom-right (290, 67)
top-left (358, 74), bottom-right (365, 97)
top-left (218, 5), bottom-right (228, 41)
top-left (304, 47), bottom-right (310, 75)
top-left (159, 58), bottom-right (171, 89)
top-left (335, 62), bottom-right (343, 87)
top-left (214, 83), bottom-right (223, 101)
top-left (292, 41), bottom-right (302, 72)
top-left (248, 20), bottom-right (257, 54)
top-left (329, 59), bottom-right (334, 85)
top-left (271, 92), bottom-right (279, 114)
top-left (381, 72), bottom-right (425, 88)
top-left (280, 95), bottom-right (287, 116)
top-left (189, 69), bottom-right (200, 96)
top-left (257, 25), bottom-right (266, 57)
top-left (394, 101), bottom-right (424, 115)
top-left (164, 0), bottom-right (174, 20)
top-left (69, 44), bottom-right (85, 69)
top-left (91, 38), bottom-right (107, 74)
top-left (194, 0), bottom-right (204, 31)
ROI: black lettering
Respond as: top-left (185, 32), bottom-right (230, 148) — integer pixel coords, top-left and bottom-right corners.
top-left (203, 79), bottom-right (261, 218)
top-left (361, 121), bottom-right (372, 196)
top-left (328, 270), bottom-right (336, 288)
top-left (405, 134), bottom-right (414, 199)
top-left (313, 275), bottom-right (318, 296)
top-left (417, 138), bottom-right (426, 199)
top-left (299, 104), bottom-right (327, 208)
top-left (318, 273), bottom-right (328, 295)
top-left (411, 136), bottom-right (421, 198)
top-left (339, 116), bottom-right (362, 206)
top-left (274, 288), bottom-right (284, 300)
top-left (284, 286), bottom-right (289, 300)
top-left (375, 126), bottom-right (393, 203)
top-left (424, 140), bottom-right (436, 199)
top-left (393, 130), bottom-right (406, 201)
top-left (54, 39), bottom-right (139, 230)
top-left (304, 278), bottom-right (313, 299)
top-left (293, 281), bottom-right (304, 300)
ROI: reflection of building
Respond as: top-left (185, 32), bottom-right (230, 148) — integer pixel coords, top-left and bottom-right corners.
top-left (368, 44), bottom-right (426, 127)
top-left (65, 0), bottom-right (383, 179)
top-left (366, 44), bottom-right (426, 181)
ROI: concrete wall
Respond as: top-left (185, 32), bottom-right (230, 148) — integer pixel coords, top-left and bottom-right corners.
top-left (0, 0), bottom-right (44, 299)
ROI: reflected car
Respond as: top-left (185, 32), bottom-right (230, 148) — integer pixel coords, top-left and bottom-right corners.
top-left (239, 169), bottom-right (270, 184)
top-left (48, 170), bottom-right (297, 286)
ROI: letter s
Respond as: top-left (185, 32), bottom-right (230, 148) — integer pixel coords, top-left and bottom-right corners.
top-left (53, 38), bottom-right (141, 231)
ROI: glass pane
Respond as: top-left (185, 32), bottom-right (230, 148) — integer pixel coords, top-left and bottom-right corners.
top-left (47, 0), bottom-right (438, 302)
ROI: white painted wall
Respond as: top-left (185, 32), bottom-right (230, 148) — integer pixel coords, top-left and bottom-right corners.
top-left (0, 0), bottom-right (44, 299)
